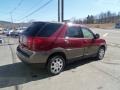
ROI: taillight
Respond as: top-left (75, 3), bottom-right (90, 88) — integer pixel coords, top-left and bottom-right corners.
top-left (20, 36), bottom-right (51, 51)
top-left (27, 37), bottom-right (33, 49)
top-left (32, 37), bottom-right (44, 51)
top-left (20, 36), bottom-right (33, 50)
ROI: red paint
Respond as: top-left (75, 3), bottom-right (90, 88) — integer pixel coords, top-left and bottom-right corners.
top-left (19, 23), bottom-right (106, 51)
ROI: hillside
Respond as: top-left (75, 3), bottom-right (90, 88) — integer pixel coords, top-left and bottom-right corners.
top-left (0, 21), bottom-right (31, 29)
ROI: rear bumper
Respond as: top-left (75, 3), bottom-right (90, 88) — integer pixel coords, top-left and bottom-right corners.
top-left (16, 46), bottom-right (49, 68)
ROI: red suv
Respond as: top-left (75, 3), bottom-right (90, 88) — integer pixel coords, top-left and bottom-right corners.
top-left (17, 22), bottom-right (107, 75)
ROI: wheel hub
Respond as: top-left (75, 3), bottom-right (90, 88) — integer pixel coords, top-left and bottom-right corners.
top-left (99, 49), bottom-right (105, 59)
top-left (50, 58), bottom-right (63, 74)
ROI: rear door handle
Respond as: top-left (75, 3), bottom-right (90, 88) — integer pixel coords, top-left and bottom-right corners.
top-left (65, 39), bottom-right (69, 44)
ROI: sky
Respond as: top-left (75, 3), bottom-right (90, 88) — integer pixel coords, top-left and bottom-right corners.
top-left (0, 0), bottom-right (120, 23)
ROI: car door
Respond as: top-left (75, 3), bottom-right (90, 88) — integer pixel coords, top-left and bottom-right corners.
top-left (81, 27), bottom-right (98, 56)
top-left (65, 26), bottom-right (84, 60)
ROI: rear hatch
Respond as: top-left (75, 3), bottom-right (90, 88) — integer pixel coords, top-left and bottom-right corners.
top-left (19, 22), bottom-right (62, 51)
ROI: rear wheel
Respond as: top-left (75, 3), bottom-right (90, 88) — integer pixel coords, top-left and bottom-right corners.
top-left (96, 47), bottom-right (105, 60)
top-left (47, 55), bottom-right (65, 75)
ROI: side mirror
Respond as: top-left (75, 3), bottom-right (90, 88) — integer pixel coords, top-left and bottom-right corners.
top-left (95, 33), bottom-right (100, 39)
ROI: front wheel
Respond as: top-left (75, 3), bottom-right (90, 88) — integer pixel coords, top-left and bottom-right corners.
top-left (96, 47), bottom-right (105, 60)
top-left (47, 55), bottom-right (65, 75)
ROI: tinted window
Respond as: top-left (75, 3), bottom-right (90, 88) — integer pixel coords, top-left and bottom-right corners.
top-left (36, 23), bottom-right (62, 37)
top-left (22, 22), bottom-right (46, 36)
top-left (81, 28), bottom-right (94, 39)
top-left (66, 26), bottom-right (83, 38)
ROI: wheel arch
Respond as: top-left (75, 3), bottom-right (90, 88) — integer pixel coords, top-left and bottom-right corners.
top-left (99, 45), bottom-right (106, 50)
top-left (46, 51), bottom-right (67, 66)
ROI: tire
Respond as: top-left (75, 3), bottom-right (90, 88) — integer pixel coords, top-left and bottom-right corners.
top-left (47, 55), bottom-right (65, 75)
top-left (96, 47), bottom-right (105, 60)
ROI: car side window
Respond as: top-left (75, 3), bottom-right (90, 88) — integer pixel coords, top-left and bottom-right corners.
top-left (36, 23), bottom-right (62, 37)
top-left (81, 27), bottom-right (94, 39)
top-left (66, 26), bottom-right (83, 38)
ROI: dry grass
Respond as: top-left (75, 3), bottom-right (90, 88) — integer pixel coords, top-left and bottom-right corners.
top-left (85, 23), bottom-right (115, 29)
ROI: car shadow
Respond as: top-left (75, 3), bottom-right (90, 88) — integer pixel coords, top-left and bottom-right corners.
top-left (0, 58), bottom-right (96, 88)
top-left (65, 58), bottom-right (96, 71)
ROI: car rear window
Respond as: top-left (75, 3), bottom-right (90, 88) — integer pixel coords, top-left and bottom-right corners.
top-left (22, 22), bottom-right (46, 36)
top-left (36, 23), bottom-right (62, 37)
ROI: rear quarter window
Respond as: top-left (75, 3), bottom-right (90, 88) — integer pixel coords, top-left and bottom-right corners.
top-left (36, 23), bottom-right (62, 37)
top-left (22, 22), bottom-right (46, 36)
